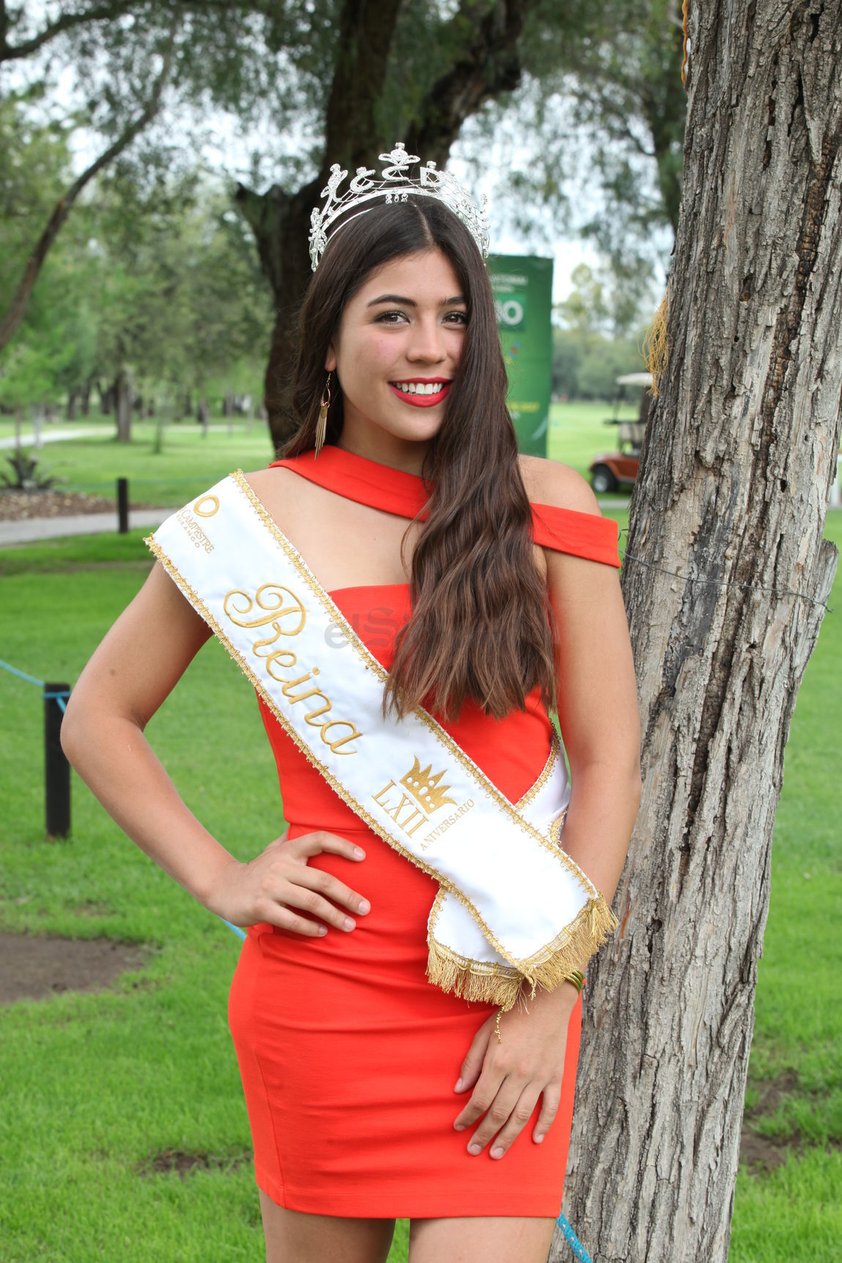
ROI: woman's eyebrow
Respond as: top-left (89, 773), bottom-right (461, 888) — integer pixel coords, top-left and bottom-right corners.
top-left (366, 294), bottom-right (466, 307)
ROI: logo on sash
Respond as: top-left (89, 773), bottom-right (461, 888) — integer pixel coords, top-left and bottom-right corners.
top-left (148, 471), bottom-right (616, 1009)
top-left (373, 755), bottom-right (474, 849)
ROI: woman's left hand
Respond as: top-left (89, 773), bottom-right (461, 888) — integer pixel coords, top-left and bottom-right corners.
top-left (452, 983), bottom-right (580, 1159)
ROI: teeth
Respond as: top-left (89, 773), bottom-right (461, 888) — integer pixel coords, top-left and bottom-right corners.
top-left (394, 382), bottom-right (447, 396)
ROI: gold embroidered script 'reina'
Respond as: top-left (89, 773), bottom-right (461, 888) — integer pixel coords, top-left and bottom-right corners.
top-left (146, 473), bottom-right (618, 1009)
top-left (223, 581), bottom-right (363, 756)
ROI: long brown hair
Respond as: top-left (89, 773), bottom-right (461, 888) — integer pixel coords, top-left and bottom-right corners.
top-left (282, 198), bottom-right (556, 721)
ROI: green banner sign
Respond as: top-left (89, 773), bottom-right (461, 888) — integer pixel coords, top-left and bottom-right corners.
top-left (488, 254), bottom-right (554, 457)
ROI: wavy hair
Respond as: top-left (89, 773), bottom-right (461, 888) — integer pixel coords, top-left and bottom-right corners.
top-left (281, 197), bottom-right (556, 721)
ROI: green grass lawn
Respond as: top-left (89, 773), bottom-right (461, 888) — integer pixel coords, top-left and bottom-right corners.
top-left (1, 402), bottom-right (636, 507)
top-left (0, 483), bottom-right (839, 1259)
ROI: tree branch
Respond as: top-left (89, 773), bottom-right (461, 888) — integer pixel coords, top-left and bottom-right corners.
top-left (0, 0), bottom-right (140, 63)
top-left (0, 24), bottom-right (178, 352)
top-left (320, 0), bottom-right (405, 171)
top-left (404, 0), bottom-right (535, 163)
top-left (0, 0), bottom-right (286, 64)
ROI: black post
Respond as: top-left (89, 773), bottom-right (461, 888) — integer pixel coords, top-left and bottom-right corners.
top-left (44, 682), bottom-right (71, 840)
top-left (117, 477), bottom-right (129, 534)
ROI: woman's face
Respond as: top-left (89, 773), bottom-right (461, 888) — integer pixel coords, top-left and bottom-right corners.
top-left (325, 247), bottom-right (467, 469)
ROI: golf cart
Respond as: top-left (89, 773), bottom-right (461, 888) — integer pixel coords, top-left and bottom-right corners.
top-left (589, 372), bottom-right (653, 494)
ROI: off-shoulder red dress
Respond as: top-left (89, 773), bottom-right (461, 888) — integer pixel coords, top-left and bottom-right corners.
top-left (227, 447), bottom-right (620, 1218)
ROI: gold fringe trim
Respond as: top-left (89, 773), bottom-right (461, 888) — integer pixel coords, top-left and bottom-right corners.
top-left (426, 895), bottom-right (619, 1011)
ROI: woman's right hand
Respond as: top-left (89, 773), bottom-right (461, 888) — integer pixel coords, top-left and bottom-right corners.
top-left (205, 830), bottom-right (370, 937)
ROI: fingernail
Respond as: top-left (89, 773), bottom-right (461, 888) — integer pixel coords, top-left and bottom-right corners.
top-left (358, 899), bottom-right (370, 913)
top-left (343, 917), bottom-right (355, 931)
top-left (317, 926), bottom-right (328, 936)
top-left (535, 1134), bottom-right (544, 1144)
top-left (490, 1147), bottom-right (505, 1160)
top-left (467, 1144), bottom-right (481, 1156)
top-left (353, 847), bottom-right (365, 859)
top-left (454, 1078), bottom-right (464, 1092)
top-left (454, 1122), bottom-right (465, 1132)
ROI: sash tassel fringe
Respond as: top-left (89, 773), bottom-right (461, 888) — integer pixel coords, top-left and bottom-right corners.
top-left (426, 895), bottom-right (618, 1010)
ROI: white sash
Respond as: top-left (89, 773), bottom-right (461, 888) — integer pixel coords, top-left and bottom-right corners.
top-left (147, 472), bottom-right (616, 1008)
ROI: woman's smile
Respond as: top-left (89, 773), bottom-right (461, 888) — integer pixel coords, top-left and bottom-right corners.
top-left (389, 378), bottom-right (452, 407)
top-left (325, 248), bottom-right (466, 465)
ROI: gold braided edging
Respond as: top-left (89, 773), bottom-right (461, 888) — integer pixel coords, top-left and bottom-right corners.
top-left (515, 733), bottom-right (560, 809)
top-left (147, 488), bottom-right (617, 990)
top-left (231, 471), bottom-right (600, 900)
top-left (427, 894), bottom-right (617, 1011)
top-left (144, 531), bottom-right (543, 975)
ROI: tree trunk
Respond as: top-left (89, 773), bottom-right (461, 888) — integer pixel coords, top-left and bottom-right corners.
top-left (115, 368), bottom-right (132, 443)
top-left (99, 381), bottom-right (114, 415)
top-left (555, 4), bottom-right (842, 1261)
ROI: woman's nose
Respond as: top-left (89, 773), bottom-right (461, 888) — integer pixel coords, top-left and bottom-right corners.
top-left (406, 318), bottom-right (447, 362)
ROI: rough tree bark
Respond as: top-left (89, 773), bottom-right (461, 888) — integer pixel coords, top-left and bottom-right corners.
top-left (553, 4), bottom-right (842, 1261)
top-left (235, 0), bottom-right (534, 452)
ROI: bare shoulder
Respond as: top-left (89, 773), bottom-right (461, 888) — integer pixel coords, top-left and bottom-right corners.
top-left (241, 466), bottom-right (281, 495)
top-left (517, 454), bottom-right (602, 517)
top-left (240, 464), bottom-right (304, 513)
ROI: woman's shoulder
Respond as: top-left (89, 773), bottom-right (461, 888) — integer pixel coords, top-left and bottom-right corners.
top-left (517, 454), bottom-right (602, 517)
top-left (517, 456), bottom-right (620, 568)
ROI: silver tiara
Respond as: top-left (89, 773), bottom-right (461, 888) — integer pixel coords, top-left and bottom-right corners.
top-left (308, 142), bottom-right (490, 271)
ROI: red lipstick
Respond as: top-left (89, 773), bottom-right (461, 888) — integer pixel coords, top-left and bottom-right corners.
top-left (389, 379), bottom-right (452, 408)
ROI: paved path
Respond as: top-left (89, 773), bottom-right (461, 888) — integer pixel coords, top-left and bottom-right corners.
top-left (0, 498), bottom-right (635, 547)
top-left (0, 508), bottom-right (169, 546)
top-left (0, 427), bottom-right (105, 449)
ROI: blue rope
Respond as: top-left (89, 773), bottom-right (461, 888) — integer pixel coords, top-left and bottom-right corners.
top-left (1, 660), bottom-right (70, 711)
top-left (5, 648), bottom-right (592, 1257)
top-left (4, 651), bottom-right (592, 1259)
top-left (556, 1213), bottom-right (593, 1261)
top-left (0, 657), bottom-right (44, 687)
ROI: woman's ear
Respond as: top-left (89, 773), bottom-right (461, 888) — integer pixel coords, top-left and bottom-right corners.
top-left (325, 344), bottom-right (337, 372)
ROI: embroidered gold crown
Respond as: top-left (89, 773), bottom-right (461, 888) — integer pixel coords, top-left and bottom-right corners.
top-left (308, 142), bottom-right (490, 271)
top-left (400, 756), bottom-right (458, 814)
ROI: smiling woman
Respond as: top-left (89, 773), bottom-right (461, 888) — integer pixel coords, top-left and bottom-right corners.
top-left (61, 148), bottom-right (640, 1263)
top-left (324, 251), bottom-right (467, 450)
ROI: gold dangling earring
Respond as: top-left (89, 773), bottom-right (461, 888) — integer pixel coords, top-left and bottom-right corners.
top-left (314, 372), bottom-right (332, 457)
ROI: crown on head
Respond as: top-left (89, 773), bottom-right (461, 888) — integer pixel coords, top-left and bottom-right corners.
top-left (308, 142), bottom-right (490, 271)
top-left (400, 756), bottom-right (458, 814)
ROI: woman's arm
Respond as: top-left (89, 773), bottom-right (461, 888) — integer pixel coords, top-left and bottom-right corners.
top-left (542, 476), bottom-right (641, 904)
top-left (62, 562), bottom-right (371, 934)
top-left (452, 460), bottom-right (640, 1161)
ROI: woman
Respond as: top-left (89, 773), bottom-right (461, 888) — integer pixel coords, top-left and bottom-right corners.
top-left (62, 151), bottom-right (640, 1263)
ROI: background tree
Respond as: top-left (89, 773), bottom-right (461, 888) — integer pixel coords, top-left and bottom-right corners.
top-left (471, 0), bottom-right (686, 311)
top-left (2, 1), bottom-right (685, 445)
top-left (556, 4), bottom-right (842, 1260)
top-left (0, 16), bottom-right (177, 351)
top-left (79, 165), bottom-right (273, 440)
top-left (552, 263), bottom-right (648, 399)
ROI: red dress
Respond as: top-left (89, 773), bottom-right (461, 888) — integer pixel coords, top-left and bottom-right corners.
top-left (227, 447), bottom-right (620, 1218)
